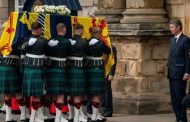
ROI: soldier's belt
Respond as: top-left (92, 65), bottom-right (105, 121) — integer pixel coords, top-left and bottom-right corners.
top-left (24, 54), bottom-right (45, 68)
top-left (49, 56), bottom-right (67, 61)
top-left (0, 55), bottom-right (20, 67)
top-left (46, 56), bottom-right (67, 68)
top-left (3, 55), bottom-right (20, 59)
top-left (68, 56), bottom-right (83, 60)
top-left (86, 56), bottom-right (102, 60)
top-left (26, 53), bottom-right (45, 58)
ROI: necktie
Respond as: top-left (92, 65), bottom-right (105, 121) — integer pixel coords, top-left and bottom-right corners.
top-left (175, 38), bottom-right (177, 43)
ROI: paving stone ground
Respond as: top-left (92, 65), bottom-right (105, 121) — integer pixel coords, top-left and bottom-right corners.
top-left (1, 113), bottom-right (190, 122)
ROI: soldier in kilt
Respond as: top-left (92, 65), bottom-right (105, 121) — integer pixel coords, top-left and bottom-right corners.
top-left (0, 39), bottom-right (23, 121)
top-left (85, 27), bottom-right (111, 122)
top-left (67, 24), bottom-right (88, 122)
top-left (45, 23), bottom-right (71, 122)
top-left (20, 22), bottom-right (48, 122)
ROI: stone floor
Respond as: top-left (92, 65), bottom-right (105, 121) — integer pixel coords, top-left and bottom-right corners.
top-left (0, 113), bottom-right (190, 122)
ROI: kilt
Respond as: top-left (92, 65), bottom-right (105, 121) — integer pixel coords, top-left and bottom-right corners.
top-left (22, 67), bottom-right (45, 97)
top-left (0, 66), bottom-right (20, 94)
top-left (86, 67), bottom-right (106, 95)
top-left (46, 68), bottom-right (67, 94)
top-left (67, 67), bottom-right (86, 96)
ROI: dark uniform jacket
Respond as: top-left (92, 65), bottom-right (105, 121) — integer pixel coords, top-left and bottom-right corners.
top-left (86, 37), bottom-right (111, 68)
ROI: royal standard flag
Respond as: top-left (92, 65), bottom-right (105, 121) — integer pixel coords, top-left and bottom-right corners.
top-left (0, 12), bottom-right (19, 55)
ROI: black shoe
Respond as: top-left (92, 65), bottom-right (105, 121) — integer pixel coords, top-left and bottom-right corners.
top-left (103, 112), bottom-right (112, 117)
top-left (6, 120), bottom-right (17, 122)
top-left (0, 110), bottom-right (6, 114)
top-left (20, 118), bottom-right (30, 122)
top-left (98, 118), bottom-right (107, 122)
top-left (68, 119), bottom-right (73, 122)
top-left (44, 118), bottom-right (55, 122)
top-left (90, 120), bottom-right (99, 122)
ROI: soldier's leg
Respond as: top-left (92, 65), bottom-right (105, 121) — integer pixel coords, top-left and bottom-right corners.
top-left (16, 93), bottom-right (30, 121)
top-left (4, 95), bottom-right (16, 122)
top-left (55, 94), bottom-right (68, 122)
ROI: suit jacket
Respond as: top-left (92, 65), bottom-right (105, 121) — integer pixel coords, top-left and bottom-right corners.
top-left (168, 33), bottom-right (190, 80)
top-left (109, 45), bottom-right (117, 76)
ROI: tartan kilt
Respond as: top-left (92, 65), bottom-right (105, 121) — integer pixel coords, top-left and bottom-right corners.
top-left (0, 66), bottom-right (20, 95)
top-left (46, 67), bottom-right (67, 94)
top-left (86, 67), bottom-right (106, 95)
top-left (22, 67), bottom-right (45, 97)
top-left (67, 67), bottom-right (87, 96)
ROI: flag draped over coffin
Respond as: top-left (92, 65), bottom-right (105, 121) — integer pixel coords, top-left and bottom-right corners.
top-left (0, 12), bottom-right (114, 76)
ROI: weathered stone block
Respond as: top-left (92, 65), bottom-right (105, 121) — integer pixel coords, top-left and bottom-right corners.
top-left (121, 43), bottom-right (142, 60)
top-left (79, 0), bottom-right (93, 7)
top-left (167, 5), bottom-right (184, 17)
top-left (156, 61), bottom-right (167, 74)
top-left (93, 0), bottom-right (99, 5)
top-left (141, 43), bottom-right (152, 59)
top-left (125, 60), bottom-right (138, 76)
top-left (78, 7), bottom-right (98, 17)
top-left (113, 93), bottom-right (172, 115)
top-left (0, 29), bottom-right (3, 36)
top-left (115, 60), bottom-right (126, 76)
top-left (0, 8), bottom-right (8, 19)
top-left (114, 77), bottom-right (143, 94)
top-left (184, 18), bottom-right (190, 36)
top-left (138, 101), bottom-right (172, 115)
top-left (0, 0), bottom-right (8, 7)
top-left (166, 0), bottom-right (183, 4)
top-left (113, 43), bottom-right (122, 60)
top-left (148, 76), bottom-right (169, 93)
top-left (152, 43), bottom-right (169, 60)
top-left (126, 0), bottom-right (163, 9)
top-left (138, 60), bottom-right (158, 76)
top-left (185, 4), bottom-right (190, 17)
top-left (137, 77), bottom-right (149, 93)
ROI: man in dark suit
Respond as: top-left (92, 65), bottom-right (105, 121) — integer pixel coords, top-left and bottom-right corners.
top-left (101, 44), bottom-right (117, 117)
top-left (168, 19), bottom-right (190, 122)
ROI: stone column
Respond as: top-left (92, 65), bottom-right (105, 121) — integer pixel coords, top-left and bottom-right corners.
top-left (110, 0), bottom-right (172, 115)
top-left (0, 0), bottom-right (8, 35)
top-left (119, 0), bottom-right (169, 31)
top-left (94, 0), bottom-right (126, 23)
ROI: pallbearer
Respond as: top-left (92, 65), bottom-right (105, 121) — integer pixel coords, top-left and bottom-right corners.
top-left (86, 27), bottom-right (111, 122)
top-left (67, 24), bottom-right (88, 122)
top-left (21, 22), bottom-right (47, 122)
top-left (45, 23), bottom-right (71, 122)
top-left (0, 38), bottom-right (21, 122)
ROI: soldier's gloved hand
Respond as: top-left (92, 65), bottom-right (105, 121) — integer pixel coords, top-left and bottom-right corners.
top-left (89, 38), bottom-right (99, 46)
top-left (69, 39), bottom-right (76, 45)
top-left (48, 39), bottom-right (59, 47)
top-left (21, 42), bottom-right (29, 51)
top-left (28, 38), bottom-right (37, 46)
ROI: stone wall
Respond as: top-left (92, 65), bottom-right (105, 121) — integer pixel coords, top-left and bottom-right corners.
top-left (0, 0), bottom-right (8, 35)
top-left (78, 0), bottom-right (99, 17)
top-left (0, 0), bottom-right (14, 35)
top-left (111, 34), bottom-right (172, 114)
top-left (166, 0), bottom-right (190, 36)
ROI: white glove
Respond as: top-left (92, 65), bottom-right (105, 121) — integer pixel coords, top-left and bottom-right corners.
top-left (89, 38), bottom-right (99, 46)
top-left (28, 38), bottom-right (37, 46)
top-left (69, 39), bottom-right (76, 45)
top-left (48, 39), bottom-right (59, 47)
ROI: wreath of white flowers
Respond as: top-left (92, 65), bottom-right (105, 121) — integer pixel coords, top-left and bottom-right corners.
top-left (34, 5), bottom-right (71, 15)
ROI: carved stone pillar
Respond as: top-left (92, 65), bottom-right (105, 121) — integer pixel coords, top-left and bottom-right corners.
top-left (109, 0), bottom-right (172, 115)
top-left (95, 0), bottom-right (126, 23)
top-left (120, 0), bottom-right (169, 31)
